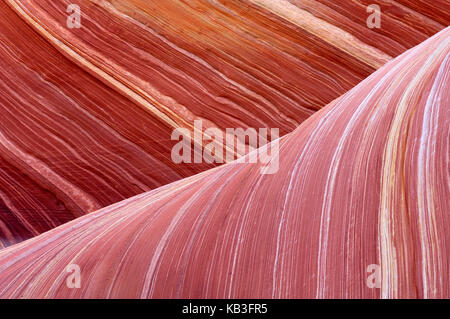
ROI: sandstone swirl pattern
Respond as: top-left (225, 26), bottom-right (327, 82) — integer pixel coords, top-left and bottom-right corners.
top-left (0, 0), bottom-right (447, 247)
top-left (0, 27), bottom-right (448, 298)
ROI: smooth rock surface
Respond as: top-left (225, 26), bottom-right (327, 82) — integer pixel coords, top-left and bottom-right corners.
top-left (0, 0), bottom-right (447, 247)
top-left (0, 27), bottom-right (447, 298)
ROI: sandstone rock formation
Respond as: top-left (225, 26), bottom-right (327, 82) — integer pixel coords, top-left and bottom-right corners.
top-left (1, 0), bottom-right (447, 248)
top-left (0, 26), bottom-right (447, 298)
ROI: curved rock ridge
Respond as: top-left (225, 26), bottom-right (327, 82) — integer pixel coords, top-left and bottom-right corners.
top-left (0, 0), bottom-right (447, 248)
top-left (0, 27), bottom-right (448, 299)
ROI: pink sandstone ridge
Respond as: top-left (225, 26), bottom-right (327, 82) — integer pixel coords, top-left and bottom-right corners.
top-left (0, 27), bottom-right (448, 298)
top-left (0, 0), bottom-right (447, 247)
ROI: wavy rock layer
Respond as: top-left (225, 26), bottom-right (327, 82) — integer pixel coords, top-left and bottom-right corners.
top-left (0, 1), bottom-right (216, 248)
top-left (0, 28), bottom-right (448, 299)
top-left (10, 0), bottom-right (448, 133)
top-left (0, 0), bottom-right (447, 247)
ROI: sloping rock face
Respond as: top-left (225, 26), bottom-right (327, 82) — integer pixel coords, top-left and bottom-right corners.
top-left (0, 27), bottom-right (447, 299)
top-left (0, 1), bottom-right (215, 247)
top-left (0, 0), bottom-right (447, 247)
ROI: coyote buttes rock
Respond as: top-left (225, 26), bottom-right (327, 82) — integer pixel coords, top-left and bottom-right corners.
top-left (0, 0), bottom-right (448, 247)
top-left (0, 27), bottom-right (448, 299)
